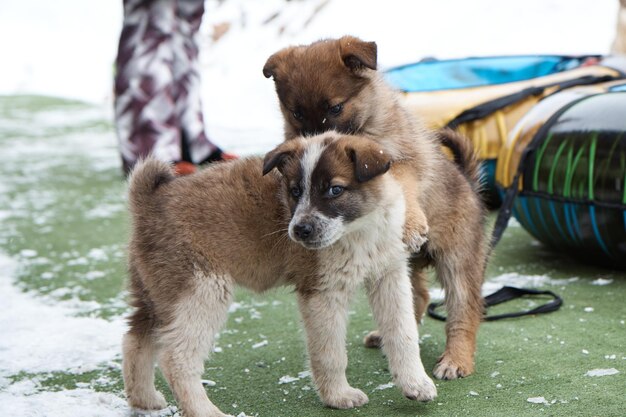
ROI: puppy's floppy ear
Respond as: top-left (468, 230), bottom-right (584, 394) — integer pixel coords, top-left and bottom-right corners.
top-left (263, 48), bottom-right (292, 79)
top-left (339, 36), bottom-right (377, 73)
top-left (343, 138), bottom-right (391, 182)
top-left (262, 141), bottom-right (300, 175)
top-left (263, 53), bottom-right (279, 79)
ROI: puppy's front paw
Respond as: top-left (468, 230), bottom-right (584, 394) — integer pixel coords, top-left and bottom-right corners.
top-left (403, 230), bottom-right (428, 253)
top-left (433, 354), bottom-right (474, 380)
top-left (320, 386), bottom-right (369, 409)
top-left (403, 207), bottom-right (429, 253)
top-left (399, 375), bottom-right (437, 402)
top-left (127, 389), bottom-right (167, 411)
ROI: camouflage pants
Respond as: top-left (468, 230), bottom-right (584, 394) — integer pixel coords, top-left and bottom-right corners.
top-left (114, 0), bottom-right (220, 174)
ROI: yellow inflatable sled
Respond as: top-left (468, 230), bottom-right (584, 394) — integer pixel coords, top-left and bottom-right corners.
top-left (386, 55), bottom-right (626, 204)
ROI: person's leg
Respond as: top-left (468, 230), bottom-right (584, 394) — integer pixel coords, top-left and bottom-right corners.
top-left (173, 0), bottom-right (223, 164)
top-left (114, 0), bottom-right (182, 175)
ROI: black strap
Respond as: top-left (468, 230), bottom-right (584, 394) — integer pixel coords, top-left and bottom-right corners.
top-left (447, 85), bottom-right (544, 129)
top-left (446, 74), bottom-right (619, 130)
top-left (488, 93), bottom-right (592, 247)
top-left (427, 286), bottom-right (563, 322)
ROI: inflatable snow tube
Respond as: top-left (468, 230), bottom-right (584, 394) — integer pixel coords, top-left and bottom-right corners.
top-left (386, 55), bottom-right (626, 206)
top-left (495, 83), bottom-right (626, 269)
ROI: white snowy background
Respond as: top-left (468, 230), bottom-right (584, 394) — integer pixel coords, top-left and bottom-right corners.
top-left (0, 0), bottom-right (620, 153)
top-left (0, 0), bottom-right (622, 416)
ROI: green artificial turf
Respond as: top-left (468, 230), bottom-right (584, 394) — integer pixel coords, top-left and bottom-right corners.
top-left (1, 96), bottom-right (624, 416)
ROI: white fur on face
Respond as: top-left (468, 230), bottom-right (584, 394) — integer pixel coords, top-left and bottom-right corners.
top-left (297, 139), bottom-right (324, 215)
top-left (288, 139), bottom-right (346, 249)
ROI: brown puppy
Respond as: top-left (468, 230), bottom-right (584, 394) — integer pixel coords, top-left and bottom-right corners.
top-left (264, 36), bottom-right (488, 380)
top-left (123, 133), bottom-right (437, 417)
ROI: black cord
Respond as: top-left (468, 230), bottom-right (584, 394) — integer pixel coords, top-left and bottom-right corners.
top-left (427, 286), bottom-right (563, 322)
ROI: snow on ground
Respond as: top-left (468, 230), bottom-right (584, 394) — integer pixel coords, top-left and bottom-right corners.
top-left (0, 254), bottom-right (130, 415)
top-left (0, 254), bottom-right (126, 376)
top-left (483, 273), bottom-right (578, 293)
top-left (590, 278), bottom-right (614, 286)
top-left (1, 386), bottom-right (130, 417)
top-left (427, 272), bottom-right (579, 301)
top-left (585, 368), bottom-right (620, 377)
top-left (373, 382), bottom-right (395, 392)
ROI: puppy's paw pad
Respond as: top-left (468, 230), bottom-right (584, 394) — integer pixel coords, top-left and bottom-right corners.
top-left (363, 330), bottom-right (382, 348)
top-left (433, 356), bottom-right (473, 380)
top-left (322, 387), bottom-right (369, 409)
top-left (401, 376), bottom-right (437, 402)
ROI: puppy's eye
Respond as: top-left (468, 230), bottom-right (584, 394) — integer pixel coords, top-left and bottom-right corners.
top-left (328, 103), bottom-right (343, 116)
top-left (290, 186), bottom-right (302, 198)
top-left (292, 110), bottom-right (303, 121)
top-left (328, 185), bottom-right (344, 197)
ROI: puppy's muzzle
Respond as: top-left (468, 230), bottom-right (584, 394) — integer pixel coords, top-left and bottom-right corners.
top-left (290, 213), bottom-right (339, 249)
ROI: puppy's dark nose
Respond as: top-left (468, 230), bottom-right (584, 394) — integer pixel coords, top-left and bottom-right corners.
top-left (293, 223), bottom-right (313, 240)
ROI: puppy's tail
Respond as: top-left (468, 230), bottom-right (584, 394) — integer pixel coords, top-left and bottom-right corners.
top-left (127, 158), bottom-right (175, 210)
top-left (437, 128), bottom-right (483, 191)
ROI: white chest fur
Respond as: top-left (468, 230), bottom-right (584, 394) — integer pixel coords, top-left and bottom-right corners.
top-left (316, 178), bottom-right (408, 291)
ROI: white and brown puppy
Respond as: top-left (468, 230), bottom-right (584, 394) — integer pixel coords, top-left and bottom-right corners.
top-left (123, 133), bottom-right (436, 417)
top-left (264, 36), bottom-right (489, 380)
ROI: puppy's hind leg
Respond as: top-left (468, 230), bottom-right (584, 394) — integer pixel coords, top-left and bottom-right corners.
top-left (432, 249), bottom-right (485, 380)
top-left (123, 325), bottom-right (168, 410)
top-left (158, 272), bottom-right (234, 417)
top-left (410, 265), bottom-right (431, 324)
top-left (297, 288), bottom-right (369, 409)
top-left (123, 266), bottom-right (167, 411)
top-left (366, 264), bottom-right (436, 402)
top-left (363, 262), bottom-right (430, 349)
